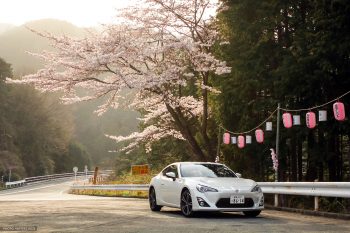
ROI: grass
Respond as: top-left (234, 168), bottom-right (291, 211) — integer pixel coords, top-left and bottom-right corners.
top-left (70, 172), bottom-right (156, 198)
top-left (70, 189), bottom-right (148, 198)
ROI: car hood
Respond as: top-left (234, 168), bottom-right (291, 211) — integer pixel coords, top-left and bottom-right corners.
top-left (186, 177), bottom-right (256, 192)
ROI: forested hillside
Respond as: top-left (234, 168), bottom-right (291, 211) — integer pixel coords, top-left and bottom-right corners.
top-left (0, 20), bottom-right (139, 180)
top-left (1, 1), bottom-right (349, 183)
top-left (0, 57), bottom-right (91, 179)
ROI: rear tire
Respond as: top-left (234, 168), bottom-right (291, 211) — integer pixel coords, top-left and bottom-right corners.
top-left (180, 189), bottom-right (194, 217)
top-left (149, 187), bottom-right (162, 211)
top-left (243, 210), bottom-right (261, 217)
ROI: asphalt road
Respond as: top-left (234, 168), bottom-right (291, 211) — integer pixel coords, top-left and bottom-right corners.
top-left (0, 180), bottom-right (350, 233)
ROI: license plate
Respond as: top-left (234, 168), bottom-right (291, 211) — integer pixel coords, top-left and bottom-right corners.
top-left (230, 195), bottom-right (245, 204)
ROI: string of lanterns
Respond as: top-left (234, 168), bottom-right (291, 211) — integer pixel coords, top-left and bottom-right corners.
top-left (221, 90), bottom-right (350, 149)
top-left (221, 108), bottom-right (277, 148)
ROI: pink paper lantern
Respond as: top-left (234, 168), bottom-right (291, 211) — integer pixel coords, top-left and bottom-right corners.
top-left (223, 133), bottom-right (230, 144)
top-left (306, 111), bottom-right (316, 129)
top-left (255, 129), bottom-right (264, 143)
top-left (333, 102), bottom-right (346, 121)
top-left (238, 135), bottom-right (245, 149)
top-left (282, 113), bottom-right (293, 128)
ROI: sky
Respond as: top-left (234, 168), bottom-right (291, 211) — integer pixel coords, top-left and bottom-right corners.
top-left (0, 0), bottom-right (136, 27)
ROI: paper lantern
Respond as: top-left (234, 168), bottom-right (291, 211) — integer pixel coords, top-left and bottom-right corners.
top-left (282, 113), bottom-right (293, 128)
top-left (266, 122), bottom-right (273, 131)
top-left (246, 135), bottom-right (252, 144)
top-left (333, 102), bottom-right (346, 121)
top-left (306, 111), bottom-right (316, 129)
top-left (255, 129), bottom-right (264, 143)
top-left (231, 136), bottom-right (237, 144)
top-left (238, 135), bottom-right (245, 148)
top-left (293, 115), bottom-right (301, 125)
top-left (223, 133), bottom-right (230, 144)
top-left (318, 110), bottom-right (327, 122)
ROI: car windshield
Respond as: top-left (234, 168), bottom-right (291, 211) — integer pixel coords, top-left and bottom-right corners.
top-left (180, 163), bottom-right (237, 178)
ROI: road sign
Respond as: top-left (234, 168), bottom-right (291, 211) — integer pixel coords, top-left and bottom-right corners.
top-left (73, 167), bottom-right (78, 182)
top-left (131, 164), bottom-right (149, 175)
top-left (84, 165), bottom-right (88, 179)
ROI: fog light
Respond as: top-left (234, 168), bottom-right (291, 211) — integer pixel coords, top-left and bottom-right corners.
top-left (259, 196), bottom-right (264, 206)
top-left (197, 197), bottom-right (210, 207)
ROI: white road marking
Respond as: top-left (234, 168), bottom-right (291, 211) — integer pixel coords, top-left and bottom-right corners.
top-left (0, 182), bottom-right (71, 196)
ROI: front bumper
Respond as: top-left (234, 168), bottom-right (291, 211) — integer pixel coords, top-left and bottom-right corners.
top-left (191, 189), bottom-right (264, 212)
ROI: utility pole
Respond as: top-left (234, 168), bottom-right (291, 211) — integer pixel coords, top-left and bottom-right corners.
top-left (275, 103), bottom-right (281, 182)
top-left (274, 103), bottom-right (281, 207)
top-left (216, 126), bottom-right (222, 161)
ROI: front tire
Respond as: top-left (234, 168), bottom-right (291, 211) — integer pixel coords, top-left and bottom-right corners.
top-left (243, 210), bottom-right (261, 217)
top-left (180, 189), bottom-right (194, 217)
top-left (149, 187), bottom-right (162, 211)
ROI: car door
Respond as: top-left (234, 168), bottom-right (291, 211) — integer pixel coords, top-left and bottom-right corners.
top-left (157, 166), bottom-right (171, 204)
top-left (160, 164), bottom-right (183, 206)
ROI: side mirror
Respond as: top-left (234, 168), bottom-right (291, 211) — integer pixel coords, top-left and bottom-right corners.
top-left (166, 172), bottom-right (176, 181)
top-left (236, 173), bottom-right (242, 178)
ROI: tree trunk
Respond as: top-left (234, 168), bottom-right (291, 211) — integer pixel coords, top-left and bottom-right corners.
top-left (201, 73), bottom-right (215, 160)
top-left (306, 131), bottom-right (317, 181)
top-left (165, 103), bottom-right (208, 161)
top-left (291, 135), bottom-right (297, 181)
top-left (328, 133), bottom-right (337, 181)
top-left (297, 136), bottom-right (303, 181)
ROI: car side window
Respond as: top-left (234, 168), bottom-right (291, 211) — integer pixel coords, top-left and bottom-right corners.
top-left (169, 165), bottom-right (178, 178)
top-left (162, 165), bottom-right (178, 178)
top-left (162, 166), bottom-right (171, 177)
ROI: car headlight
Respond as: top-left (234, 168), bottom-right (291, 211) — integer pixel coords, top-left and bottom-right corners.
top-left (251, 185), bottom-right (262, 193)
top-left (196, 184), bottom-right (218, 193)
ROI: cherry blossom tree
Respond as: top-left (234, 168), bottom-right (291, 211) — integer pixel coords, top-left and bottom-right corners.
top-left (7, 0), bottom-right (230, 161)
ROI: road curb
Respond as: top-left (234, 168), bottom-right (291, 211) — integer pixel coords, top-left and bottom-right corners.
top-left (265, 205), bottom-right (350, 220)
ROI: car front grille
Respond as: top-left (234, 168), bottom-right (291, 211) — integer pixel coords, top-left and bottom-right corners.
top-left (216, 198), bottom-right (254, 208)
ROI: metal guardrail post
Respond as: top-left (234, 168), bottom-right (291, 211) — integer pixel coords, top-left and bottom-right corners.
top-left (314, 196), bottom-right (319, 211)
top-left (274, 194), bottom-right (279, 207)
top-left (314, 179), bottom-right (319, 211)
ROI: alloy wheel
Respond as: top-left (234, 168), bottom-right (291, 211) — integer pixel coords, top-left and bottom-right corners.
top-left (180, 190), bottom-right (194, 217)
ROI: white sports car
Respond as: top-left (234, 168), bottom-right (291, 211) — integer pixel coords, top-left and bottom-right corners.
top-left (149, 162), bottom-right (264, 217)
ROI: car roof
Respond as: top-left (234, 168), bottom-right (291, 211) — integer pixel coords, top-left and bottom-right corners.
top-left (171, 162), bottom-right (224, 166)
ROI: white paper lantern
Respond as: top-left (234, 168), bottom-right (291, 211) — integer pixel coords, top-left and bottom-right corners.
top-left (293, 115), bottom-right (301, 125)
top-left (246, 135), bottom-right (252, 144)
top-left (266, 122), bottom-right (273, 131)
top-left (231, 136), bottom-right (237, 144)
top-left (318, 110), bottom-right (327, 122)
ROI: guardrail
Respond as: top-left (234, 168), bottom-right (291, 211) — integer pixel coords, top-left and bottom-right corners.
top-left (259, 182), bottom-right (350, 211)
top-left (5, 180), bottom-right (26, 188)
top-left (25, 171), bottom-right (94, 184)
top-left (70, 181), bottom-right (350, 211)
top-left (4, 170), bottom-right (113, 189)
